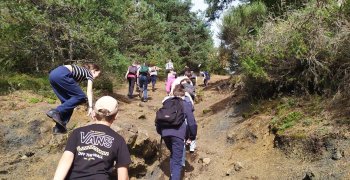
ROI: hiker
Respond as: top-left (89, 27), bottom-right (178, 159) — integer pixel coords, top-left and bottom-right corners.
top-left (189, 71), bottom-right (197, 87)
top-left (165, 59), bottom-right (174, 80)
top-left (149, 64), bottom-right (161, 91)
top-left (181, 79), bottom-right (196, 102)
top-left (125, 61), bottom-right (138, 99)
top-left (183, 66), bottom-right (192, 78)
top-left (53, 96), bottom-right (131, 180)
top-left (170, 76), bottom-right (195, 104)
top-left (156, 84), bottom-right (197, 180)
top-left (135, 61), bottom-right (141, 93)
top-left (138, 62), bottom-right (150, 102)
top-left (166, 69), bottom-right (176, 95)
top-left (47, 63), bottom-right (100, 134)
top-left (201, 71), bottom-right (210, 87)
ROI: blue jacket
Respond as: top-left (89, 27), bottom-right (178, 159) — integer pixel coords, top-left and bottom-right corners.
top-left (156, 98), bottom-right (197, 140)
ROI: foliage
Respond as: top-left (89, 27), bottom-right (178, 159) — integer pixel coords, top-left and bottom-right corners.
top-left (205, 0), bottom-right (310, 21)
top-left (0, 74), bottom-right (50, 93)
top-left (219, 0), bottom-right (350, 102)
top-left (0, 0), bottom-right (217, 81)
top-left (221, 1), bottom-right (267, 48)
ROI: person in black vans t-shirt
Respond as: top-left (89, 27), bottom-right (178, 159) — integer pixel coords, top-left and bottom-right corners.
top-left (53, 96), bottom-right (131, 180)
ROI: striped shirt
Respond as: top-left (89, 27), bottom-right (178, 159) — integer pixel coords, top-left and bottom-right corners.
top-left (72, 65), bottom-right (94, 83)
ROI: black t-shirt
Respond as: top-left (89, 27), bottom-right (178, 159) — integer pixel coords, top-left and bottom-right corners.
top-left (65, 124), bottom-right (131, 179)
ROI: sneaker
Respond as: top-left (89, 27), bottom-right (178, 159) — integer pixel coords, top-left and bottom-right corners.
top-left (46, 109), bottom-right (67, 131)
top-left (52, 125), bottom-right (67, 134)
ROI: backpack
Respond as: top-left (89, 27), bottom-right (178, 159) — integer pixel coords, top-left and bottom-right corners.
top-left (183, 83), bottom-right (195, 97)
top-left (139, 66), bottom-right (149, 73)
top-left (204, 71), bottom-right (210, 80)
top-left (155, 97), bottom-right (185, 128)
top-left (128, 66), bottom-right (137, 75)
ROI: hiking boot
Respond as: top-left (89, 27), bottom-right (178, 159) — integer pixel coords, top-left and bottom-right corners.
top-left (52, 125), bottom-right (67, 134)
top-left (46, 109), bottom-right (67, 131)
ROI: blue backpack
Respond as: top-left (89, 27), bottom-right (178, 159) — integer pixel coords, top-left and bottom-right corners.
top-left (204, 71), bottom-right (210, 80)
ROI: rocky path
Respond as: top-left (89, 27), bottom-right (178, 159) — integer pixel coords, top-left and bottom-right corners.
top-left (1, 74), bottom-right (349, 179)
top-left (113, 75), bottom-right (234, 179)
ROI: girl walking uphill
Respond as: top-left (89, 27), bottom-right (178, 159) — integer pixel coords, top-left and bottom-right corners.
top-left (156, 84), bottom-right (197, 180)
top-left (46, 63), bottom-right (101, 134)
top-left (125, 61), bottom-right (138, 99)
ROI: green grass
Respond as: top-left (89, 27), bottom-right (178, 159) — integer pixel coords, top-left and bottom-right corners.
top-left (28, 98), bottom-right (41, 104)
top-left (271, 111), bottom-right (304, 133)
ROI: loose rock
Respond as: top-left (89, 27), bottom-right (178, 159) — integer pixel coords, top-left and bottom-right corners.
top-left (203, 158), bottom-right (211, 166)
top-left (138, 115), bottom-right (146, 119)
top-left (331, 149), bottom-right (343, 160)
top-left (234, 162), bottom-right (243, 171)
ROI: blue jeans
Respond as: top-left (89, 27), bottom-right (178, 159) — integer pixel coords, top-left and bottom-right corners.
top-left (150, 75), bottom-right (157, 89)
top-left (139, 75), bottom-right (148, 100)
top-left (49, 66), bottom-right (86, 125)
top-left (164, 136), bottom-right (185, 180)
top-left (127, 77), bottom-right (136, 97)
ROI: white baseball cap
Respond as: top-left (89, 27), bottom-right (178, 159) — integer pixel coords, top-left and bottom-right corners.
top-left (94, 96), bottom-right (118, 116)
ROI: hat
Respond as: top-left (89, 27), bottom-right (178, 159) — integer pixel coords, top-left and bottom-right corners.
top-left (94, 96), bottom-right (118, 116)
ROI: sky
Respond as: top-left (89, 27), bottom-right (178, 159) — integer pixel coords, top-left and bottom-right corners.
top-left (190, 0), bottom-right (240, 47)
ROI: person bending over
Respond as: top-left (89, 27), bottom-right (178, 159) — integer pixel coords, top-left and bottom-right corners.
top-left (47, 63), bottom-right (101, 134)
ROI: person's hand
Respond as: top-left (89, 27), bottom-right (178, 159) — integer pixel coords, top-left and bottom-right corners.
top-left (87, 107), bottom-right (94, 117)
top-left (186, 139), bottom-right (192, 145)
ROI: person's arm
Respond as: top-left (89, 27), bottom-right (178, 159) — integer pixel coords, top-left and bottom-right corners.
top-left (117, 166), bottom-right (129, 180)
top-left (86, 80), bottom-right (93, 116)
top-left (53, 151), bottom-right (74, 180)
top-left (184, 102), bottom-right (197, 140)
top-left (136, 68), bottom-right (140, 85)
top-left (125, 68), bottom-right (129, 79)
top-left (184, 92), bottom-right (194, 106)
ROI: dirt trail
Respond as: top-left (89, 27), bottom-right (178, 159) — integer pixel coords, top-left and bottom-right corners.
top-left (0, 75), bottom-right (349, 179)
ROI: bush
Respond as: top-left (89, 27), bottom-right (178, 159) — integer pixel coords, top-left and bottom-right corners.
top-left (0, 73), bottom-right (51, 95)
top-left (237, 1), bottom-right (347, 97)
top-left (93, 75), bottom-right (114, 94)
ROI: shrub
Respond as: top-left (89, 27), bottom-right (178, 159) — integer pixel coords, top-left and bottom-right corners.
top-left (0, 73), bottom-right (51, 94)
top-left (236, 1), bottom-right (346, 97)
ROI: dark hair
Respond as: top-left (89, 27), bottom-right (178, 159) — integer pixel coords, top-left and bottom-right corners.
top-left (83, 63), bottom-right (100, 71)
top-left (180, 78), bottom-right (191, 84)
top-left (173, 84), bottom-right (185, 97)
top-left (95, 108), bottom-right (116, 122)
